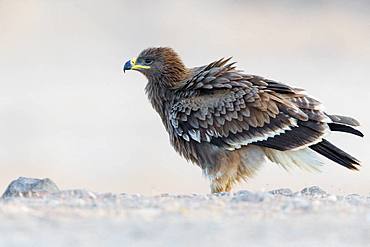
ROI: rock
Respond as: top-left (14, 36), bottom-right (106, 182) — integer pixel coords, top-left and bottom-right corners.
top-left (232, 190), bottom-right (266, 203)
top-left (1, 177), bottom-right (60, 199)
top-left (214, 192), bottom-right (232, 197)
top-left (300, 186), bottom-right (328, 197)
top-left (55, 189), bottom-right (98, 200)
top-left (344, 194), bottom-right (364, 205)
top-left (269, 188), bottom-right (293, 197)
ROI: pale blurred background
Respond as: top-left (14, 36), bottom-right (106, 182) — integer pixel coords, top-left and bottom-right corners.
top-left (0, 0), bottom-right (369, 195)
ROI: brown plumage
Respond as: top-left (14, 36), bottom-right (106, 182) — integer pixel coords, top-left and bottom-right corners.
top-left (123, 47), bottom-right (363, 193)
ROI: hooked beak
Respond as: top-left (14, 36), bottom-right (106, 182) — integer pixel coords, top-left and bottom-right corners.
top-left (123, 57), bottom-right (151, 73)
top-left (123, 59), bottom-right (133, 73)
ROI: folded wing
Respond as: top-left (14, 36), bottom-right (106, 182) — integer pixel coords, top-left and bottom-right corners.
top-left (170, 58), bottom-right (329, 151)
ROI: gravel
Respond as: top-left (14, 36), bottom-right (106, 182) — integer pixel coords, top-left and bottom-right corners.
top-left (0, 178), bottom-right (369, 247)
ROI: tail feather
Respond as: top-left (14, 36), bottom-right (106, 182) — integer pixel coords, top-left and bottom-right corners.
top-left (328, 123), bottom-right (364, 137)
top-left (328, 114), bottom-right (360, 126)
top-left (309, 139), bottom-right (360, 170)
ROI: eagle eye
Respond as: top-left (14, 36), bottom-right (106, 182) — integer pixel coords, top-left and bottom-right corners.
top-left (144, 58), bottom-right (154, 65)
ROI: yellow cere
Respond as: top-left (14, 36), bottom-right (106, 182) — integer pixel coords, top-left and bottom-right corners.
top-left (131, 57), bottom-right (151, 70)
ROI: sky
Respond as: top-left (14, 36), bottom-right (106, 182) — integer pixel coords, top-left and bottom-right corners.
top-left (0, 0), bottom-right (369, 195)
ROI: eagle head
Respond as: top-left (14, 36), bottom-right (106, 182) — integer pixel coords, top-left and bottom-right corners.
top-left (123, 47), bottom-right (187, 87)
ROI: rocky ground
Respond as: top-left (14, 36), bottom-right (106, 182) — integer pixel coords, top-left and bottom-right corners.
top-left (0, 177), bottom-right (369, 247)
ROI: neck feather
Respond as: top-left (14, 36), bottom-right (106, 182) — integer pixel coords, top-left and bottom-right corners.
top-left (145, 78), bottom-right (172, 129)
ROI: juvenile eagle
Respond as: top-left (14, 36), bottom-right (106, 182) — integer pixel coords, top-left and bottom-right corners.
top-left (123, 47), bottom-right (363, 193)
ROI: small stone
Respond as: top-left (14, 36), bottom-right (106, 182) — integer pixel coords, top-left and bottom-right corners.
top-left (345, 194), bottom-right (363, 205)
top-left (269, 188), bottom-right (293, 197)
top-left (301, 186), bottom-right (328, 197)
top-left (159, 193), bottom-right (170, 197)
top-left (56, 189), bottom-right (97, 200)
top-left (214, 192), bottom-right (232, 197)
top-left (1, 177), bottom-right (60, 199)
top-left (232, 190), bottom-right (265, 203)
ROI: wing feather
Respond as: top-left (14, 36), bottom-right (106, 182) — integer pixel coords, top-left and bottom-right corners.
top-left (170, 58), bottom-right (331, 151)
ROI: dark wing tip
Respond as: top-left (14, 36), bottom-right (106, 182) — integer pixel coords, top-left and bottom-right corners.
top-left (309, 139), bottom-right (361, 171)
top-left (328, 123), bottom-right (364, 137)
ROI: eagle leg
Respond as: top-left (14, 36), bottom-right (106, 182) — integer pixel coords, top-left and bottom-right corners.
top-left (210, 177), bottom-right (233, 193)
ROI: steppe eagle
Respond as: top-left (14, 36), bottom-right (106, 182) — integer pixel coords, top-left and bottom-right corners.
top-left (123, 47), bottom-right (363, 193)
